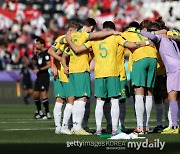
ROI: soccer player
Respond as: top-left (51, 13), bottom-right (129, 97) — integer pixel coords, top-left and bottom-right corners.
top-left (62, 18), bottom-right (122, 135)
top-left (140, 20), bottom-right (169, 133)
top-left (153, 29), bottom-right (180, 133)
top-left (32, 37), bottom-right (51, 119)
top-left (88, 57), bottom-right (112, 134)
top-left (141, 22), bottom-right (180, 134)
top-left (48, 21), bottom-right (81, 134)
top-left (161, 30), bottom-right (180, 132)
top-left (65, 21), bottom-right (152, 135)
top-left (50, 56), bottom-right (64, 134)
top-left (120, 21), bottom-right (158, 134)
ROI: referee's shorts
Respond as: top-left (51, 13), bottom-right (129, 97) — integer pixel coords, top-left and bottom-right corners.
top-left (34, 73), bottom-right (50, 91)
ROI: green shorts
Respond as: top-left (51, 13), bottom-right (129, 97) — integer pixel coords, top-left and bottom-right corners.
top-left (153, 75), bottom-right (167, 99)
top-left (61, 81), bottom-right (75, 98)
top-left (95, 76), bottom-right (120, 98)
top-left (119, 79), bottom-right (130, 101)
top-left (132, 58), bottom-right (157, 88)
top-left (69, 72), bottom-right (91, 98)
top-left (53, 78), bottom-right (66, 98)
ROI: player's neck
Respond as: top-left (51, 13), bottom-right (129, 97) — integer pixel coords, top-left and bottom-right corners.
top-left (81, 26), bottom-right (90, 32)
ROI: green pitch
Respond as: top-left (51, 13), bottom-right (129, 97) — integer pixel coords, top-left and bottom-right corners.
top-left (0, 103), bottom-right (179, 154)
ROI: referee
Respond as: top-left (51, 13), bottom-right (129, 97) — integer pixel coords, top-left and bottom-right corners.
top-left (32, 37), bottom-right (51, 119)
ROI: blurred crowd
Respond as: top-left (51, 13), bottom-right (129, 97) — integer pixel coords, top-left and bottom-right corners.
top-left (0, 0), bottom-right (179, 71)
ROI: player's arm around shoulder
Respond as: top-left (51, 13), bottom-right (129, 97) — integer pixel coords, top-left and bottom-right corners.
top-left (116, 34), bottom-right (153, 50)
top-left (65, 31), bottom-right (88, 54)
top-left (89, 30), bottom-right (120, 40)
top-left (124, 40), bottom-right (154, 50)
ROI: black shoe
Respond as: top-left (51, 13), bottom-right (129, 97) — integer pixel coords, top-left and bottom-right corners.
top-left (34, 111), bottom-right (44, 119)
top-left (42, 112), bottom-right (51, 120)
top-left (34, 112), bottom-right (42, 119)
top-left (83, 127), bottom-right (96, 134)
top-left (152, 125), bottom-right (164, 133)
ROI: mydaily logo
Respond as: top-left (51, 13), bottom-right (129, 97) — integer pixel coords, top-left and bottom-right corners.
top-left (127, 139), bottom-right (165, 150)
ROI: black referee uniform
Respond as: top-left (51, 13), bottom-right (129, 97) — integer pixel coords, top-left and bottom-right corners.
top-left (33, 49), bottom-right (51, 119)
top-left (33, 50), bottom-right (50, 91)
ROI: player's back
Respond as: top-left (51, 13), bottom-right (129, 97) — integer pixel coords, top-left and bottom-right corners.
top-left (68, 30), bottom-right (91, 73)
top-left (90, 35), bottom-right (120, 78)
top-left (121, 31), bottom-right (158, 61)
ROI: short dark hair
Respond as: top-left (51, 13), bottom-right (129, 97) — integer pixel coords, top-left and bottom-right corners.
top-left (147, 22), bottom-right (161, 32)
top-left (35, 37), bottom-right (45, 47)
top-left (128, 21), bottom-right (140, 29)
top-left (155, 17), bottom-right (165, 28)
top-left (140, 20), bottom-right (152, 30)
top-left (103, 21), bottom-right (116, 30)
top-left (68, 21), bottom-right (81, 30)
top-left (84, 17), bottom-right (96, 27)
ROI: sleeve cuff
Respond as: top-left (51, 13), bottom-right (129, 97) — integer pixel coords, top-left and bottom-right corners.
top-left (83, 44), bottom-right (88, 49)
top-left (123, 40), bottom-right (128, 47)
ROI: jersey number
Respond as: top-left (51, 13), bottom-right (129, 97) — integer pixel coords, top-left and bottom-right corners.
top-left (99, 42), bottom-right (108, 58)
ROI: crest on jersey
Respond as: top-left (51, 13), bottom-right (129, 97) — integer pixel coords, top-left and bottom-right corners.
top-left (38, 58), bottom-right (42, 65)
top-left (45, 55), bottom-right (50, 60)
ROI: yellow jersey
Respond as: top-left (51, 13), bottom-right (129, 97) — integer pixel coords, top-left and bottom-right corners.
top-left (84, 35), bottom-right (127, 78)
top-left (52, 35), bottom-right (67, 52)
top-left (117, 45), bottom-right (127, 81)
top-left (128, 52), bottom-right (133, 72)
top-left (59, 63), bottom-right (68, 82)
top-left (156, 52), bottom-right (166, 76)
top-left (68, 30), bottom-right (91, 74)
top-left (52, 35), bottom-right (69, 82)
top-left (121, 31), bottom-right (158, 61)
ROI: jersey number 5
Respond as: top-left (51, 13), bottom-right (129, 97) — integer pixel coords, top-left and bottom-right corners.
top-left (99, 42), bottom-right (108, 58)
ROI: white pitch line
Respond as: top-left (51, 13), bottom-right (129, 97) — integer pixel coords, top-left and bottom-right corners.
top-left (0, 121), bottom-right (53, 124)
top-left (3, 128), bottom-right (54, 131)
top-left (1, 122), bottom-right (28, 124)
top-left (1, 119), bottom-right (52, 121)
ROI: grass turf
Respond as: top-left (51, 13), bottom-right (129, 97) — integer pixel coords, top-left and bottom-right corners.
top-left (0, 103), bottom-right (179, 154)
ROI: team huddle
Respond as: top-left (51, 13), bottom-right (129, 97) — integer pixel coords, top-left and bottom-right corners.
top-left (33, 17), bottom-right (180, 136)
